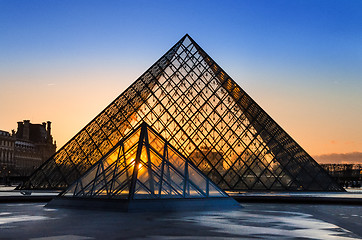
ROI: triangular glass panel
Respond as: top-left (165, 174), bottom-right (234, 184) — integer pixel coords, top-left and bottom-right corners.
top-left (134, 180), bottom-right (153, 199)
top-left (185, 181), bottom-right (204, 198)
top-left (160, 180), bottom-right (182, 199)
top-left (62, 183), bottom-right (76, 197)
top-left (208, 183), bottom-right (228, 197)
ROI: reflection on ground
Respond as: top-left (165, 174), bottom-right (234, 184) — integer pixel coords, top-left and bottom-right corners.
top-left (182, 209), bottom-right (359, 239)
top-left (0, 203), bottom-right (361, 239)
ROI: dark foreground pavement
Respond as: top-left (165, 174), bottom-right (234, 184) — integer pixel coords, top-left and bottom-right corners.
top-left (0, 202), bottom-right (361, 239)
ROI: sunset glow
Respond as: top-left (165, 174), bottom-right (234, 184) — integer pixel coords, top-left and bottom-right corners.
top-left (0, 1), bottom-right (361, 163)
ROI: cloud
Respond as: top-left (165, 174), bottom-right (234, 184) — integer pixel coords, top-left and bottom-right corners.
top-left (312, 152), bottom-right (362, 164)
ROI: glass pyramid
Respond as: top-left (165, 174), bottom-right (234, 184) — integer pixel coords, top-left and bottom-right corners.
top-left (19, 34), bottom-right (343, 192)
top-left (61, 122), bottom-right (228, 200)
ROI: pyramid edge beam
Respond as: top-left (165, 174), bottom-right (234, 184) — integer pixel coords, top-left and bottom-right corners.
top-left (128, 122), bottom-right (149, 200)
top-left (186, 35), bottom-right (344, 192)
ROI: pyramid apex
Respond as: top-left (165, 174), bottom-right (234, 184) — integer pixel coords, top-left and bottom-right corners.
top-left (140, 121), bottom-right (150, 128)
top-left (182, 33), bottom-right (192, 40)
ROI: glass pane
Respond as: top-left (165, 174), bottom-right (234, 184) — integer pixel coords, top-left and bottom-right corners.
top-left (92, 172), bottom-right (107, 196)
top-left (148, 129), bottom-right (165, 155)
top-left (123, 128), bottom-right (141, 153)
top-left (114, 163), bottom-right (134, 185)
top-left (188, 165), bottom-right (207, 194)
top-left (79, 164), bottom-right (99, 189)
top-left (149, 149), bottom-right (163, 173)
top-left (63, 183), bottom-right (76, 197)
top-left (162, 163), bottom-right (184, 195)
top-left (112, 182), bottom-right (130, 199)
top-left (94, 185), bottom-right (109, 196)
top-left (79, 180), bottom-right (95, 197)
top-left (103, 162), bottom-right (117, 180)
top-left (124, 145), bottom-right (138, 167)
top-left (185, 182), bottom-right (203, 198)
top-left (137, 162), bottom-right (151, 189)
top-left (208, 183), bottom-right (227, 197)
top-left (134, 181), bottom-right (152, 199)
top-left (167, 148), bottom-right (185, 172)
top-left (160, 180), bottom-right (182, 198)
top-left (103, 146), bottom-right (121, 167)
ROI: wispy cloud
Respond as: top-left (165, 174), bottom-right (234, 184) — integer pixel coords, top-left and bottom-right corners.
top-left (313, 152), bottom-right (362, 164)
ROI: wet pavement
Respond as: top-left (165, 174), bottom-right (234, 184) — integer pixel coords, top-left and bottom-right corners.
top-left (229, 189), bottom-right (362, 199)
top-left (0, 186), bottom-right (60, 197)
top-left (0, 202), bottom-right (361, 239)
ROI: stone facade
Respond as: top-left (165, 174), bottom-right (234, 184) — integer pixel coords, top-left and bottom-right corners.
top-left (0, 130), bottom-right (15, 176)
top-left (0, 120), bottom-right (56, 177)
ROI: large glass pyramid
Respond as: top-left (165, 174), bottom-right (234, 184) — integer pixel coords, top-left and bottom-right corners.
top-left (20, 34), bottom-right (343, 192)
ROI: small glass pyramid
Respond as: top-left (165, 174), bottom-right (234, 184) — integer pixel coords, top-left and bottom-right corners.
top-left (47, 122), bottom-right (238, 211)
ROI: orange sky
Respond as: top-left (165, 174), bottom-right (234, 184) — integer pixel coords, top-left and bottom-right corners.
top-left (1, 1), bottom-right (362, 163)
top-left (1, 65), bottom-right (361, 160)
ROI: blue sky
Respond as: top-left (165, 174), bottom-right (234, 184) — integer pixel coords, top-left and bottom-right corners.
top-left (0, 0), bottom-right (361, 157)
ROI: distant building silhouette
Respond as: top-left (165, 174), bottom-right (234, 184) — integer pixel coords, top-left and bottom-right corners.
top-left (321, 164), bottom-right (362, 188)
top-left (0, 120), bottom-right (56, 178)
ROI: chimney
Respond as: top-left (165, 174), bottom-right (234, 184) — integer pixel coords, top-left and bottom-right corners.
top-left (17, 121), bottom-right (23, 134)
top-left (42, 122), bottom-right (46, 129)
top-left (47, 121), bottom-right (52, 136)
top-left (23, 120), bottom-right (30, 140)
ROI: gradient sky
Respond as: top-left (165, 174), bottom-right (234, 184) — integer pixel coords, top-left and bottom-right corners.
top-left (1, 1), bottom-right (361, 161)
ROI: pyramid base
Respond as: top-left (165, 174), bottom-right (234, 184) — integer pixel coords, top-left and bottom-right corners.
top-left (46, 197), bottom-right (241, 212)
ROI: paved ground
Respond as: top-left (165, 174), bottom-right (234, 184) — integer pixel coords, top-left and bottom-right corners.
top-left (0, 202), bottom-right (362, 239)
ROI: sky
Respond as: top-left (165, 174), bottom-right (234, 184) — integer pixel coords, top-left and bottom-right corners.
top-left (0, 0), bottom-right (361, 163)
